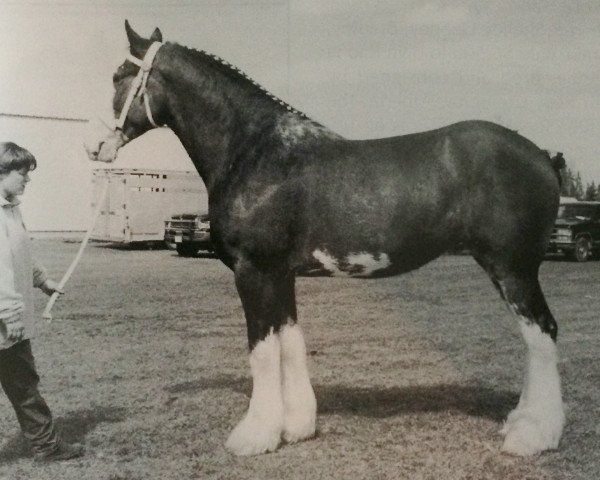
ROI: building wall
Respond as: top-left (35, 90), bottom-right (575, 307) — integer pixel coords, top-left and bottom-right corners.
top-left (0, 115), bottom-right (195, 231)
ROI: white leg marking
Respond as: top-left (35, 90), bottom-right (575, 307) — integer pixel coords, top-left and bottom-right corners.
top-left (280, 324), bottom-right (317, 443)
top-left (225, 332), bottom-right (284, 455)
top-left (501, 320), bottom-right (565, 456)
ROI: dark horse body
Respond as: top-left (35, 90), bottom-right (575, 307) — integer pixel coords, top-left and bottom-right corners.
top-left (86, 23), bottom-right (565, 457)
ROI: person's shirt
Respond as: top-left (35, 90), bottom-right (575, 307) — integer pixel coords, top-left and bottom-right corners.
top-left (0, 195), bottom-right (47, 349)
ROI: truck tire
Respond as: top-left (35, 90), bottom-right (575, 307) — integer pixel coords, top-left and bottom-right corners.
top-left (176, 243), bottom-right (198, 257)
top-left (574, 237), bottom-right (593, 262)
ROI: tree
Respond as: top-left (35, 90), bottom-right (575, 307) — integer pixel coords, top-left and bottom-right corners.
top-left (555, 162), bottom-right (598, 201)
top-left (560, 167), bottom-right (575, 197)
top-left (573, 172), bottom-right (584, 200)
top-left (584, 182), bottom-right (597, 201)
top-left (560, 167), bottom-right (583, 198)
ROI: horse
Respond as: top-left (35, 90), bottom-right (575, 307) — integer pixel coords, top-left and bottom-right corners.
top-left (85, 21), bottom-right (566, 457)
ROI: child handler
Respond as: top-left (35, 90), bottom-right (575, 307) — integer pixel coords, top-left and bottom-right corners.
top-left (0, 142), bottom-right (84, 462)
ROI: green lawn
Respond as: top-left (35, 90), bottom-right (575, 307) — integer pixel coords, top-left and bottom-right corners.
top-left (0, 239), bottom-right (598, 479)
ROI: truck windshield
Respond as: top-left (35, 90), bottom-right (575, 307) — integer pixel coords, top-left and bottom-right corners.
top-left (557, 205), bottom-right (597, 221)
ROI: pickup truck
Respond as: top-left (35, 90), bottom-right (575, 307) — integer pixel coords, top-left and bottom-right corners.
top-left (548, 201), bottom-right (600, 261)
top-left (164, 213), bottom-right (212, 256)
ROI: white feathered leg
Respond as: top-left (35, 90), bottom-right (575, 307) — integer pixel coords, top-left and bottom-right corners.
top-left (501, 320), bottom-right (565, 456)
top-left (280, 324), bottom-right (317, 443)
top-left (226, 331), bottom-right (284, 455)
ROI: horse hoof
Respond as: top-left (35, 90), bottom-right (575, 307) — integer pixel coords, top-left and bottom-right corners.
top-left (499, 406), bottom-right (525, 436)
top-left (501, 416), bottom-right (561, 456)
top-left (282, 389), bottom-right (317, 443)
top-left (283, 415), bottom-right (316, 444)
top-left (225, 416), bottom-right (282, 456)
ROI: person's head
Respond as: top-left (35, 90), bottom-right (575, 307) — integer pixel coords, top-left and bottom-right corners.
top-left (0, 142), bottom-right (37, 201)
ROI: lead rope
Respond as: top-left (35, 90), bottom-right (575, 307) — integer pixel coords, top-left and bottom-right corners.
top-left (42, 181), bottom-right (110, 322)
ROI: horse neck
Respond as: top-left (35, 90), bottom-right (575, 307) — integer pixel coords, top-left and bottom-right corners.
top-left (156, 46), bottom-right (287, 190)
top-left (155, 45), bottom-right (340, 192)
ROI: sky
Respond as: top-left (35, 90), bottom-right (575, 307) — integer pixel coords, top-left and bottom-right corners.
top-left (0, 0), bottom-right (599, 229)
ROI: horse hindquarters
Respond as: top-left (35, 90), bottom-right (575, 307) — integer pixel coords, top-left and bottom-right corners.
top-left (225, 262), bottom-right (316, 455)
top-left (465, 143), bottom-right (565, 454)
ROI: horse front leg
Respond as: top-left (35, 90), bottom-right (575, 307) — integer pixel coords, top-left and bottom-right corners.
top-left (225, 262), bottom-right (301, 455)
top-left (279, 278), bottom-right (317, 444)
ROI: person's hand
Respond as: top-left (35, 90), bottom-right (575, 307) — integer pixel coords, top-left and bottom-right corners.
top-left (40, 279), bottom-right (64, 297)
top-left (4, 315), bottom-right (24, 341)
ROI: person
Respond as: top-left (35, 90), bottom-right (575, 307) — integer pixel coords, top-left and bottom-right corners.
top-left (0, 142), bottom-right (84, 462)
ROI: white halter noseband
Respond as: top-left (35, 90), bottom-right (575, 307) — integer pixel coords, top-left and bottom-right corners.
top-left (115, 41), bottom-right (163, 130)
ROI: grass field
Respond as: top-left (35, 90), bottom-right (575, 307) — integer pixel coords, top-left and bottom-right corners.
top-left (0, 239), bottom-right (599, 480)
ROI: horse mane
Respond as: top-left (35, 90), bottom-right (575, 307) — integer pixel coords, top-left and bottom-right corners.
top-left (173, 43), bottom-right (309, 120)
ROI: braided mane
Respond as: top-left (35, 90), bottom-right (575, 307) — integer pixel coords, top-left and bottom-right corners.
top-left (176, 43), bottom-right (308, 119)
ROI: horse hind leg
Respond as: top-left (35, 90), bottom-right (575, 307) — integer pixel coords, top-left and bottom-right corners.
top-left (490, 272), bottom-right (565, 455)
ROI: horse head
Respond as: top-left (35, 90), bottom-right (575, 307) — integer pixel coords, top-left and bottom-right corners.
top-left (85, 21), bottom-right (165, 162)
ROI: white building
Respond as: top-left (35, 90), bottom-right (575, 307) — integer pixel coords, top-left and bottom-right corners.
top-left (0, 113), bottom-right (195, 231)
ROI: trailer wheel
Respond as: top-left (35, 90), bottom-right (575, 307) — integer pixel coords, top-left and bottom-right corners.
top-left (176, 244), bottom-right (198, 257)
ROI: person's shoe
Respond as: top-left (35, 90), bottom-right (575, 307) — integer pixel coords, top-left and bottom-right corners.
top-left (34, 442), bottom-right (84, 462)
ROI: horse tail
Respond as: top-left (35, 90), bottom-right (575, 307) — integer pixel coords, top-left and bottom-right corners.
top-left (543, 150), bottom-right (566, 187)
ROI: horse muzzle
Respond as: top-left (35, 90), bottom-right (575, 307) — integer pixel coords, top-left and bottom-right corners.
top-left (84, 117), bottom-right (128, 163)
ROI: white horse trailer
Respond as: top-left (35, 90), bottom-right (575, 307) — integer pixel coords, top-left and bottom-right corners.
top-left (91, 168), bottom-right (207, 244)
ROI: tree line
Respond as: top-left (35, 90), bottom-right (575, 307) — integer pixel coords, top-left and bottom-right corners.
top-left (560, 167), bottom-right (600, 201)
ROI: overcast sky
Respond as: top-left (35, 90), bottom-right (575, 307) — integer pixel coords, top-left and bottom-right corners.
top-left (1, 0), bottom-right (599, 207)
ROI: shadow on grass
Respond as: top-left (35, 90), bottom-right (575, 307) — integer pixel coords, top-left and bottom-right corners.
top-left (174, 251), bottom-right (218, 259)
top-left (315, 383), bottom-right (517, 422)
top-left (544, 253), bottom-right (599, 262)
top-left (92, 241), bottom-right (167, 251)
top-left (0, 405), bottom-right (126, 464)
top-left (165, 375), bottom-right (517, 423)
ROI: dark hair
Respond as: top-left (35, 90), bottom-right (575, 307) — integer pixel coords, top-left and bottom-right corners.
top-left (0, 142), bottom-right (37, 174)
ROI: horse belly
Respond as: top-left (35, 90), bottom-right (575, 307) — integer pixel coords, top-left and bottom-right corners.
top-left (307, 239), bottom-right (448, 278)
top-left (310, 249), bottom-right (393, 278)
top-left (304, 213), bottom-right (451, 277)
top-left (301, 185), bottom-right (459, 278)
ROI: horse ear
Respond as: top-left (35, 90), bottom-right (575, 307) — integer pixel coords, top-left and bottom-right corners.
top-left (150, 27), bottom-right (163, 43)
top-left (124, 20), bottom-right (147, 57)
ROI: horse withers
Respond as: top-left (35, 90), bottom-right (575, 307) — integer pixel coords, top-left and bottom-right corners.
top-left (85, 21), bottom-right (566, 457)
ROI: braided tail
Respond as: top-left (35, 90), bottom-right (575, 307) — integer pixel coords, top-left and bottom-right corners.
top-left (544, 150), bottom-right (566, 187)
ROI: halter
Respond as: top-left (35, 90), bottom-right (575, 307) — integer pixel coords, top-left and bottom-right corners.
top-left (115, 41), bottom-right (163, 130)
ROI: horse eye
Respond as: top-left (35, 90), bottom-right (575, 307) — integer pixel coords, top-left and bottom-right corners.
top-left (112, 64), bottom-right (128, 83)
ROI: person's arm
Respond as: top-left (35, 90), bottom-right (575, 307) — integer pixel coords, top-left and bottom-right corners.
top-left (33, 259), bottom-right (48, 288)
top-left (33, 259), bottom-right (63, 296)
top-left (0, 235), bottom-right (25, 341)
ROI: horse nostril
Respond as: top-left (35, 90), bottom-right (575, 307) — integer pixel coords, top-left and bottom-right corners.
top-left (89, 142), bottom-right (105, 160)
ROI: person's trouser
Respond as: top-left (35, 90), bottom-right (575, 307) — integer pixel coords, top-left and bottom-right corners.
top-left (0, 340), bottom-right (60, 454)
